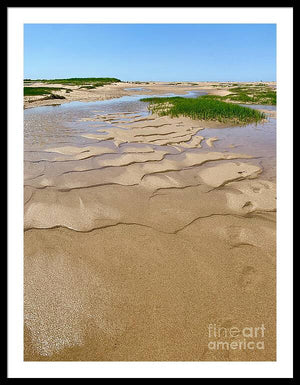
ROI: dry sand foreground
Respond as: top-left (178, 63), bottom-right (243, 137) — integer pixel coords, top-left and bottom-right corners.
top-left (24, 86), bottom-right (276, 361)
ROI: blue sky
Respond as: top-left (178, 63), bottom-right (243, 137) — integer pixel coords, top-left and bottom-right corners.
top-left (24, 24), bottom-right (276, 82)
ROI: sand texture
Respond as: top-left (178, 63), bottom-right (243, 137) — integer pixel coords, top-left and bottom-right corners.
top-left (24, 89), bottom-right (276, 361)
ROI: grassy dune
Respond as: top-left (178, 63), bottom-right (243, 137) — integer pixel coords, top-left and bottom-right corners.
top-left (225, 86), bottom-right (276, 105)
top-left (212, 84), bottom-right (276, 105)
top-left (209, 83), bottom-right (276, 105)
top-left (141, 95), bottom-right (265, 124)
top-left (24, 87), bottom-right (69, 102)
top-left (24, 87), bottom-right (70, 96)
top-left (24, 77), bottom-right (122, 99)
top-left (24, 77), bottom-right (121, 87)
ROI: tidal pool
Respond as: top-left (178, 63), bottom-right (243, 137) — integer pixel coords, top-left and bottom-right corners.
top-left (24, 91), bottom-right (276, 180)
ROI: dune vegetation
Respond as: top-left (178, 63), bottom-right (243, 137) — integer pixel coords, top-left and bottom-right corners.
top-left (24, 87), bottom-right (69, 102)
top-left (24, 77), bottom-right (121, 87)
top-left (212, 84), bottom-right (276, 105)
top-left (224, 85), bottom-right (276, 105)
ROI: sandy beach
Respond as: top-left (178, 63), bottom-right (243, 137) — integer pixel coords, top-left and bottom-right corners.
top-left (24, 83), bottom-right (276, 361)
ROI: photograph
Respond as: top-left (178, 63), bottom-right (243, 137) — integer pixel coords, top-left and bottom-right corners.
top-left (7, 6), bottom-right (293, 379)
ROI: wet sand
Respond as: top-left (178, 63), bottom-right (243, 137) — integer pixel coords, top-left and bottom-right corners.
top-left (24, 90), bottom-right (276, 361)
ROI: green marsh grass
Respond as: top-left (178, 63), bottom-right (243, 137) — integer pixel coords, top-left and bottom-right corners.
top-left (141, 95), bottom-right (265, 124)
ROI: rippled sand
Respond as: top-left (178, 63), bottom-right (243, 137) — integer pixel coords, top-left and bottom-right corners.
top-left (24, 99), bottom-right (276, 361)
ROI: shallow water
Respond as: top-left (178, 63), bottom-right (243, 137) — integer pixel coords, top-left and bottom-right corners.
top-left (198, 117), bottom-right (276, 181)
top-left (24, 91), bottom-right (204, 148)
top-left (24, 91), bottom-right (276, 179)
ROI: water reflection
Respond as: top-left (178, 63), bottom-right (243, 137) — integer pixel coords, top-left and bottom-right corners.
top-left (24, 91), bottom-right (276, 181)
top-left (24, 91), bottom-right (206, 150)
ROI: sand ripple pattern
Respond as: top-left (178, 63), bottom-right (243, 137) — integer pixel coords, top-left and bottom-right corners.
top-left (24, 109), bottom-right (276, 360)
top-left (24, 112), bottom-right (276, 233)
